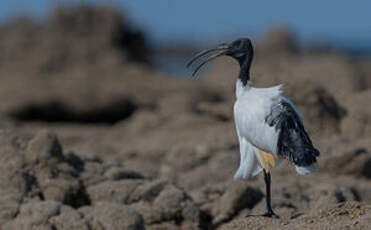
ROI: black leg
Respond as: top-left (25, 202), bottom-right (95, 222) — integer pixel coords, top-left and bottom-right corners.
top-left (246, 170), bottom-right (279, 218)
top-left (262, 170), bottom-right (279, 218)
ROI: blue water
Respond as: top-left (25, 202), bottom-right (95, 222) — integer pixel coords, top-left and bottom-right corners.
top-left (1, 0), bottom-right (371, 48)
top-left (123, 0), bottom-right (371, 49)
top-left (1, 0), bottom-right (371, 75)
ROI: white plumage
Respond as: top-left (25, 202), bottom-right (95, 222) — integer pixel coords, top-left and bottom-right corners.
top-left (233, 80), bottom-right (316, 180)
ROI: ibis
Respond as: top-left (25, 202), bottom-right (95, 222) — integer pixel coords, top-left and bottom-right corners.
top-left (187, 38), bottom-right (320, 218)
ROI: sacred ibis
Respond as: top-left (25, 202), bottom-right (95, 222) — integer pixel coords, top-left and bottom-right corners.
top-left (187, 38), bottom-right (320, 218)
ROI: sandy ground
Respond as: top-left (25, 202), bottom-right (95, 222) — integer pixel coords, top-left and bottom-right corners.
top-left (0, 5), bottom-right (371, 230)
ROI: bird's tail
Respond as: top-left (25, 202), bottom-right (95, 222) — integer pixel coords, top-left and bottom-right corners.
top-left (295, 163), bottom-right (317, 175)
top-left (293, 147), bottom-right (319, 175)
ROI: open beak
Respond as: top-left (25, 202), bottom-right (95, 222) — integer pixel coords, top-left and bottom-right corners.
top-left (186, 43), bottom-right (230, 76)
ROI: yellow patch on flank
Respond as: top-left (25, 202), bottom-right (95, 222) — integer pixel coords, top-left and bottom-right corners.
top-left (258, 149), bottom-right (276, 172)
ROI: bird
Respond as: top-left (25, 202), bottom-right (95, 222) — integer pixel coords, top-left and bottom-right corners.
top-left (187, 38), bottom-right (320, 218)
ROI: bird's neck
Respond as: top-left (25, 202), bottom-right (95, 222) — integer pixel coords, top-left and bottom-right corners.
top-left (235, 53), bottom-right (254, 99)
top-left (235, 78), bottom-right (252, 99)
top-left (237, 53), bottom-right (253, 87)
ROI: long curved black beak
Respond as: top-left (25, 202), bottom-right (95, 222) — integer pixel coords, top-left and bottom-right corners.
top-left (186, 43), bottom-right (230, 77)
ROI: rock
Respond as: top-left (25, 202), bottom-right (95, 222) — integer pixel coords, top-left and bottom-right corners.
top-left (49, 207), bottom-right (90, 230)
top-left (25, 131), bottom-right (64, 164)
top-left (163, 145), bottom-right (213, 174)
top-left (104, 166), bottom-right (144, 180)
top-left (157, 89), bottom-right (224, 118)
top-left (153, 184), bottom-right (187, 220)
top-left (129, 180), bottom-right (167, 203)
top-left (361, 158), bottom-right (371, 179)
top-left (341, 90), bottom-right (371, 138)
top-left (24, 131), bottom-right (86, 206)
top-left (86, 180), bottom-right (143, 204)
top-left (196, 101), bottom-right (232, 121)
top-left (309, 183), bottom-right (361, 215)
top-left (285, 80), bottom-right (346, 136)
top-left (321, 143), bottom-right (371, 178)
top-left (80, 202), bottom-right (144, 230)
top-left (4, 200), bottom-right (89, 230)
top-left (0, 194), bottom-right (23, 227)
top-left (79, 160), bottom-right (106, 187)
top-left (130, 181), bottom-right (204, 228)
top-left (176, 149), bottom-right (240, 191)
top-left (181, 200), bottom-right (203, 223)
top-left (218, 201), bottom-right (371, 230)
top-left (4, 200), bottom-right (61, 230)
top-left (211, 181), bottom-right (263, 225)
top-left (0, 136), bottom-right (27, 195)
top-left (147, 222), bottom-right (179, 230)
top-left (258, 27), bottom-right (297, 53)
top-left (0, 130), bottom-right (205, 229)
top-left (131, 202), bottom-right (164, 225)
top-left (0, 5), bottom-right (155, 125)
top-left (0, 132), bottom-right (29, 226)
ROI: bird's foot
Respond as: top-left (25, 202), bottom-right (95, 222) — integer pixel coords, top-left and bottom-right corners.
top-left (246, 210), bottom-right (280, 219)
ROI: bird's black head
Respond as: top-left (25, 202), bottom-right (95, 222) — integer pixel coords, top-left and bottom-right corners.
top-left (225, 38), bottom-right (254, 64)
top-left (187, 38), bottom-right (254, 77)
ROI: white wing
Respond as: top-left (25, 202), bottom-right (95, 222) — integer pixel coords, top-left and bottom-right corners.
top-left (234, 136), bottom-right (263, 180)
top-left (233, 84), bottom-right (285, 180)
top-left (234, 86), bottom-right (282, 155)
